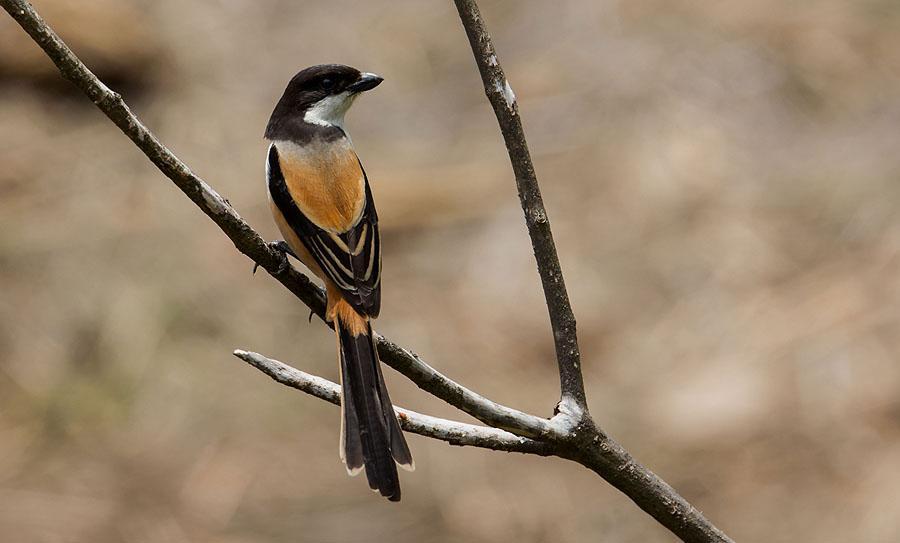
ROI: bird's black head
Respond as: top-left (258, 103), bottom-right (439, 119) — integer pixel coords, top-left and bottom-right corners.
top-left (265, 64), bottom-right (383, 140)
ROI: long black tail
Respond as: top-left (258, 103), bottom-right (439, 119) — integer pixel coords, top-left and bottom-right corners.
top-left (337, 318), bottom-right (413, 501)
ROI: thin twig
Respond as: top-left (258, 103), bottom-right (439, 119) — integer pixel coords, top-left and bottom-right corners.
top-left (453, 0), bottom-right (586, 410)
top-left (234, 350), bottom-right (553, 455)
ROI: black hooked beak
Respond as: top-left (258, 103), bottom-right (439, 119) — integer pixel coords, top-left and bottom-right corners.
top-left (348, 72), bottom-right (384, 93)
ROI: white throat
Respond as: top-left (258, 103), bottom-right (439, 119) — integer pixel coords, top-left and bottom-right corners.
top-left (303, 91), bottom-right (357, 129)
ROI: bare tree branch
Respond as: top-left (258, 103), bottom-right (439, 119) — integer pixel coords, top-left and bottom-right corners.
top-left (0, 0), bottom-right (736, 541)
top-left (452, 0), bottom-right (586, 409)
top-left (373, 334), bottom-right (555, 438)
top-left (0, 0), bottom-right (327, 317)
top-left (0, 0), bottom-right (545, 442)
top-left (451, 2), bottom-right (735, 542)
top-left (234, 350), bottom-right (553, 455)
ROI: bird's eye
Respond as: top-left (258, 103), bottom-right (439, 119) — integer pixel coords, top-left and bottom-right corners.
top-left (320, 78), bottom-right (335, 91)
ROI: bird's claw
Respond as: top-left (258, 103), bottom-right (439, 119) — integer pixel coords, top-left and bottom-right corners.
top-left (269, 240), bottom-right (299, 259)
top-left (253, 240), bottom-right (298, 275)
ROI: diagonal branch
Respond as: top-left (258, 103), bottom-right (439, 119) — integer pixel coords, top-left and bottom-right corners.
top-left (374, 334), bottom-right (554, 438)
top-left (234, 350), bottom-right (553, 455)
top-left (453, 0), bottom-right (586, 409)
top-left (0, 0), bottom-right (327, 318)
top-left (0, 0), bottom-right (546, 441)
top-left (239, 346), bottom-right (734, 543)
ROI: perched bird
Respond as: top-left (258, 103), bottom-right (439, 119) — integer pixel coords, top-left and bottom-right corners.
top-left (264, 64), bottom-right (413, 501)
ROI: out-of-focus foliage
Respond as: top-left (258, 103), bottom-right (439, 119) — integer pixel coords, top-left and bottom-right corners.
top-left (2, 0), bottom-right (900, 541)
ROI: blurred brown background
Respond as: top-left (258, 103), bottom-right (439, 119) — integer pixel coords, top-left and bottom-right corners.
top-left (2, 0), bottom-right (900, 541)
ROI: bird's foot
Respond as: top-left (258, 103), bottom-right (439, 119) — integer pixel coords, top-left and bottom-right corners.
top-left (253, 240), bottom-right (298, 275)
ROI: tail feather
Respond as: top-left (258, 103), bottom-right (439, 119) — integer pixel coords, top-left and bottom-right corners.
top-left (337, 315), bottom-right (412, 501)
top-left (338, 347), bottom-right (364, 476)
top-left (370, 339), bottom-right (414, 471)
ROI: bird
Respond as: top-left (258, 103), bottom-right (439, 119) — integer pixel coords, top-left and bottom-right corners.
top-left (263, 64), bottom-right (413, 501)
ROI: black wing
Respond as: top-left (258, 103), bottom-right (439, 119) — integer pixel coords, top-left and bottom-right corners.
top-left (267, 144), bottom-right (382, 317)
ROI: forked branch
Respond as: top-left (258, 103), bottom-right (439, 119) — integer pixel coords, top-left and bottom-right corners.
top-left (0, 0), bottom-right (734, 541)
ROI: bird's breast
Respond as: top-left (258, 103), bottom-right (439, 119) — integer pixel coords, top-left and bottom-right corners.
top-left (272, 138), bottom-right (365, 232)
